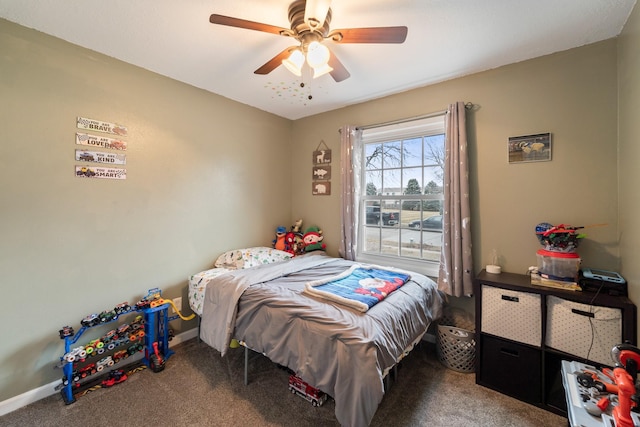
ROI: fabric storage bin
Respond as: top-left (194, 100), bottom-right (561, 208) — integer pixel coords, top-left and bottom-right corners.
top-left (479, 334), bottom-right (542, 404)
top-left (481, 285), bottom-right (541, 347)
top-left (546, 295), bottom-right (622, 366)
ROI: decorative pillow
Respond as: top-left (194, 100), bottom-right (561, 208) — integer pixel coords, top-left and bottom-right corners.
top-left (214, 249), bottom-right (245, 270)
top-left (239, 247), bottom-right (293, 269)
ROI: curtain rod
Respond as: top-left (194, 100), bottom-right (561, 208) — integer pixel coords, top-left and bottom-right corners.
top-left (354, 102), bottom-right (474, 131)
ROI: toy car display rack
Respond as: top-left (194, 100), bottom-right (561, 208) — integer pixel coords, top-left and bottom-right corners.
top-left (57, 288), bottom-right (181, 404)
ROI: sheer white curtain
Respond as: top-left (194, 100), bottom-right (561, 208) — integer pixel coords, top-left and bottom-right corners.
top-left (339, 125), bottom-right (361, 260)
top-left (437, 102), bottom-right (474, 296)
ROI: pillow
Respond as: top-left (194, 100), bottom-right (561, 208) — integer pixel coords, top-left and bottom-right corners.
top-left (213, 246), bottom-right (293, 270)
top-left (214, 249), bottom-right (245, 270)
top-left (240, 247), bottom-right (293, 269)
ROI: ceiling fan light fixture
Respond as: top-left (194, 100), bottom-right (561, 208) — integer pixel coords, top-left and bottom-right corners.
top-left (306, 41), bottom-right (330, 68)
top-left (312, 63), bottom-right (333, 79)
top-left (282, 49), bottom-right (305, 76)
top-left (304, 0), bottom-right (331, 30)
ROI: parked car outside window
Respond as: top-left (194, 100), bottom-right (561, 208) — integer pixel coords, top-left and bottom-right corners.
top-left (408, 215), bottom-right (442, 231)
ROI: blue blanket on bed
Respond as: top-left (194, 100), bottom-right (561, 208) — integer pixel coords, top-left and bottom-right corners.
top-left (304, 264), bottom-right (411, 312)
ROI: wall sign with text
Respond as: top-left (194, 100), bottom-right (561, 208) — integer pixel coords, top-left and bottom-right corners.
top-left (75, 116), bottom-right (129, 180)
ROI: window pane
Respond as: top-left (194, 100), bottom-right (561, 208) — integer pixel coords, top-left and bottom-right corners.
top-left (402, 137), bottom-right (423, 167)
top-left (364, 227), bottom-right (381, 252)
top-left (403, 209), bottom-right (443, 259)
top-left (382, 141), bottom-right (402, 169)
top-left (424, 134), bottom-right (445, 167)
top-left (365, 143), bottom-right (382, 170)
top-left (362, 200), bottom-right (401, 255)
top-left (381, 169), bottom-right (400, 195)
top-left (364, 201), bottom-right (381, 225)
top-left (402, 167), bottom-right (423, 196)
top-left (424, 166), bottom-right (443, 193)
top-left (420, 229), bottom-right (443, 262)
top-left (365, 171), bottom-right (382, 195)
top-left (382, 199), bottom-right (400, 225)
top-left (400, 230), bottom-right (421, 259)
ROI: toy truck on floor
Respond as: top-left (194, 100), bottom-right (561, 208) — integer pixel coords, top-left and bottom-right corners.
top-left (288, 374), bottom-right (328, 407)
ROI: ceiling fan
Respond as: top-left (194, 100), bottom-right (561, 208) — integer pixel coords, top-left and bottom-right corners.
top-left (209, 0), bottom-right (408, 82)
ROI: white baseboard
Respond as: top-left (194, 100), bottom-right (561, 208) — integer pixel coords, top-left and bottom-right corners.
top-left (0, 328), bottom-right (198, 417)
top-left (171, 327), bottom-right (198, 345)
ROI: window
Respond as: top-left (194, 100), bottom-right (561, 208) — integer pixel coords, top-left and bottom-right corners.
top-left (355, 115), bottom-right (445, 277)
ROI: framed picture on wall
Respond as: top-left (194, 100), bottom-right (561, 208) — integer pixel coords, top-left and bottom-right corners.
top-left (508, 133), bottom-right (552, 163)
top-left (313, 149), bottom-right (331, 165)
top-left (312, 165), bottom-right (331, 180)
top-left (312, 181), bottom-right (331, 195)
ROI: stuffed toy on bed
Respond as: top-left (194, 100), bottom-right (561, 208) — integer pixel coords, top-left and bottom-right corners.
top-left (273, 226), bottom-right (287, 251)
top-left (303, 226), bottom-right (326, 252)
top-left (291, 218), bottom-right (303, 234)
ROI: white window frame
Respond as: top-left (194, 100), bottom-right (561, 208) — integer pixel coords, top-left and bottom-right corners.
top-left (354, 114), bottom-right (446, 278)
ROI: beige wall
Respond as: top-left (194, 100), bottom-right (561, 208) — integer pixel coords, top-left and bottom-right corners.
top-left (293, 40), bottom-right (620, 276)
top-left (0, 19), bottom-right (292, 401)
top-left (619, 3), bottom-right (640, 329)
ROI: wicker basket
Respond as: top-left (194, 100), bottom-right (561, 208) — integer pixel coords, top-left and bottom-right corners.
top-left (436, 307), bottom-right (476, 373)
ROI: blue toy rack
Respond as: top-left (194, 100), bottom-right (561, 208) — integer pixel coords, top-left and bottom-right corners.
top-left (58, 298), bottom-right (177, 404)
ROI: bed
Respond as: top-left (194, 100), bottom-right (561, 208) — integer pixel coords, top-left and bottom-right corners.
top-left (188, 247), bottom-right (444, 427)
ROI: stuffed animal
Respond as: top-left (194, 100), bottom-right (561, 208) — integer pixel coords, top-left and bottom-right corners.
top-left (273, 226), bottom-right (287, 251)
top-left (303, 226), bottom-right (326, 252)
top-left (284, 218), bottom-right (305, 255)
top-left (284, 232), bottom-right (297, 255)
top-left (291, 219), bottom-right (303, 234)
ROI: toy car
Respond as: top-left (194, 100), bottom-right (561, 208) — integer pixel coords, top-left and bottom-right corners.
top-left (59, 325), bottom-right (75, 339)
top-left (117, 322), bottom-right (130, 333)
top-left (114, 302), bottom-right (131, 315)
top-left (63, 346), bottom-right (87, 363)
top-left (101, 370), bottom-right (127, 387)
top-left (135, 299), bottom-right (151, 310)
top-left (96, 356), bottom-right (114, 372)
top-left (80, 313), bottom-right (100, 327)
top-left (84, 339), bottom-right (104, 356)
top-left (103, 329), bottom-right (118, 343)
top-left (78, 363), bottom-right (96, 379)
top-left (135, 288), bottom-right (162, 309)
top-left (112, 350), bottom-right (128, 363)
top-left (99, 310), bottom-right (117, 323)
top-left (288, 374), bottom-right (328, 407)
top-left (128, 324), bottom-right (145, 341)
top-left (127, 342), bottom-right (143, 355)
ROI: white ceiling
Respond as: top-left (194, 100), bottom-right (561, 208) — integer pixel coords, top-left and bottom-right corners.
top-left (0, 0), bottom-right (636, 120)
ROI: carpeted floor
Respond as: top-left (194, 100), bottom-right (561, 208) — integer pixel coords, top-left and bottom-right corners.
top-left (0, 338), bottom-right (567, 426)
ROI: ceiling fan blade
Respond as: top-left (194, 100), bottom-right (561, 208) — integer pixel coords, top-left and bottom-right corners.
top-left (210, 14), bottom-right (290, 36)
top-left (328, 52), bottom-right (350, 82)
top-left (328, 26), bottom-right (408, 43)
top-left (254, 47), bottom-right (295, 75)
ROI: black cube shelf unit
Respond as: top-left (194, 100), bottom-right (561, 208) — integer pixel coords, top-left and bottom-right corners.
top-left (474, 269), bottom-right (637, 416)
